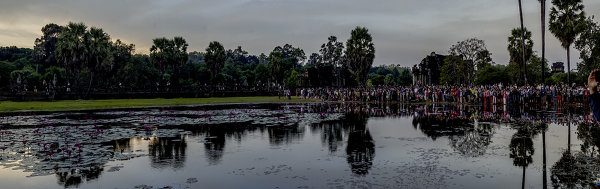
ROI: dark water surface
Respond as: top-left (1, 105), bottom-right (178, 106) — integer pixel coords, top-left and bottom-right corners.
top-left (0, 103), bottom-right (597, 188)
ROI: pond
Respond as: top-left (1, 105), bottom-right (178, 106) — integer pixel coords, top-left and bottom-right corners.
top-left (0, 103), bottom-right (597, 188)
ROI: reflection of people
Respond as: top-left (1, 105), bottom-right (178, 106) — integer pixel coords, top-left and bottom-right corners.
top-left (589, 69), bottom-right (600, 121)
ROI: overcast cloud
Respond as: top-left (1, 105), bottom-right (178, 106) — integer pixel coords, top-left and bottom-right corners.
top-left (0, 0), bottom-right (599, 68)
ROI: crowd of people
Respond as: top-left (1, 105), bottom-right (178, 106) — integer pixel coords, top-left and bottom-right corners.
top-left (297, 84), bottom-right (592, 106)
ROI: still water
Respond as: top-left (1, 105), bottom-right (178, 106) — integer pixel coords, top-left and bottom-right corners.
top-left (0, 103), bottom-right (597, 188)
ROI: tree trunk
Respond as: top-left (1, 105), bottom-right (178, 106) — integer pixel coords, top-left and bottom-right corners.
top-left (521, 165), bottom-right (526, 189)
top-left (518, 0), bottom-right (527, 86)
top-left (86, 71), bottom-right (94, 99)
top-left (542, 129), bottom-right (547, 189)
top-left (567, 46), bottom-right (571, 84)
top-left (541, 0), bottom-right (546, 84)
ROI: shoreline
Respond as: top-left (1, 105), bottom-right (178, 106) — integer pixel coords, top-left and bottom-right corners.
top-left (0, 96), bottom-right (589, 113)
top-left (0, 96), bottom-right (315, 113)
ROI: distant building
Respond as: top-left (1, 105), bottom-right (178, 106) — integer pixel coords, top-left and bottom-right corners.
top-left (552, 62), bottom-right (564, 74)
top-left (412, 52), bottom-right (447, 85)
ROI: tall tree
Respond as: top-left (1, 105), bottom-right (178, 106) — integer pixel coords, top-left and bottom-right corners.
top-left (34, 23), bottom-right (62, 67)
top-left (205, 41), bottom-right (226, 83)
top-left (345, 27), bottom-right (375, 86)
top-left (549, 0), bottom-right (586, 84)
top-left (254, 63), bottom-right (270, 85)
top-left (149, 37), bottom-right (188, 81)
top-left (320, 36), bottom-right (345, 86)
top-left (104, 39), bottom-right (134, 87)
top-left (171, 36), bottom-right (189, 83)
top-left (448, 38), bottom-right (492, 83)
top-left (272, 44), bottom-right (305, 72)
top-left (268, 51), bottom-right (285, 84)
top-left (527, 55), bottom-right (550, 84)
top-left (518, 0), bottom-right (528, 85)
top-left (575, 17), bottom-right (600, 80)
top-left (307, 53), bottom-right (321, 67)
top-left (230, 46), bottom-right (248, 64)
top-left (110, 39), bottom-right (135, 72)
top-left (56, 22), bottom-right (88, 75)
top-left (539, 0), bottom-right (547, 83)
top-left (320, 36), bottom-right (345, 67)
top-left (508, 28), bottom-right (534, 85)
top-left (85, 27), bottom-right (113, 95)
top-left (440, 56), bottom-right (467, 85)
top-left (149, 38), bottom-right (170, 75)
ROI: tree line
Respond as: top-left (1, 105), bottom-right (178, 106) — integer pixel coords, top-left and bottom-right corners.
top-left (0, 24), bottom-right (394, 96)
top-left (439, 0), bottom-right (598, 86)
top-left (1, 0), bottom-right (598, 96)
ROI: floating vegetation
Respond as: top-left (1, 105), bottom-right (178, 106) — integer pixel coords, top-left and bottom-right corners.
top-left (0, 103), bottom-right (594, 188)
top-left (0, 104), bottom-right (344, 185)
top-left (0, 125), bottom-right (189, 178)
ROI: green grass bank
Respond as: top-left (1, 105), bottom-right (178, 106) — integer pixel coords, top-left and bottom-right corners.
top-left (0, 96), bottom-right (314, 113)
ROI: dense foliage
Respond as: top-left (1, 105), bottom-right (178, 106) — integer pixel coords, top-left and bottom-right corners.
top-left (2, 9), bottom-right (599, 94)
top-left (1, 23), bottom-right (406, 94)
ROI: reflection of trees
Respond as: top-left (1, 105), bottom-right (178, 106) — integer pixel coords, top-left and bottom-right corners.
top-left (55, 164), bottom-right (103, 188)
top-left (203, 127), bottom-right (226, 165)
top-left (189, 124), bottom-right (259, 165)
top-left (345, 113), bottom-right (375, 175)
top-left (550, 151), bottom-right (592, 188)
top-left (411, 114), bottom-right (496, 157)
top-left (148, 135), bottom-right (187, 170)
top-left (577, 122), bottom-right (600, 156)
top-left (110, 138), bottom-right (133, 153)
top-left (311, 119), bottom-right (352, 153)
top-left (412, 115), bottom-right (472, 140)
top-left (509, 127), bottom-right (535, 167)
top-left (508, 123), bottom-right (546, 189)
top-left (541, 123), bottom-right (548, 189)
top-left (550, 123), bottom-right (600, 188)
top-left (449, 121), bottom-right (494, 157)
top-left (267, 124), bottom-right (304, 146)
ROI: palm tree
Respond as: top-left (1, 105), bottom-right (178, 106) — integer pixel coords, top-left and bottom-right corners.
top-left (518, 0), bottom-right (528, 85)
top-left (56, 22), bottom-right (87, 74)
top-left (507, 28), bottom-right (534, 85)
top-left (86, 27), bottom-right (112, 96)
top-left (149, 37), bottom-right (188, 84)
top-left (539, 0), bottom-right (547, 84)
top-left (56, 22), bottom-right (89, 95)
top-left (549, 0), bottom-right (586, 84)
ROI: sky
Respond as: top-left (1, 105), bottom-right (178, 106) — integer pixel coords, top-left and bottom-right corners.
top-left (0, 0), bottom-right (599, 69)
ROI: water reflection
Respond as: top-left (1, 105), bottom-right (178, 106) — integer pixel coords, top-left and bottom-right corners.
top-left (578, 122), bottom-right (600, 156)
top-left (344, 113), bottom-right (374, 175)
top-left (550, 123), bottom-right (600, 188)
top-left (509, 122), bottom-right (547, 188)
top-left (110, 138), bottom-right (134, 153)
top-left (318, 103), bottom-right (591, 126)
top-left (313, 120), bottom-right (346, 153)
top-left (202, 127), bottom-right (226, 165)
top-left (267, 124), bottom-right (304, 146)
top-left (448, 121), bottom-right (494, 157)
top-left (186, 125), bottom-right (261, 165)
top-left (148, 136), bottom-right (187, 170)
top-left (412, 115), bottom-right (472, 141)
top-left (55, 165), bottom-right (103, 188)
top-left (2, 103), bottom-right (600, 188)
